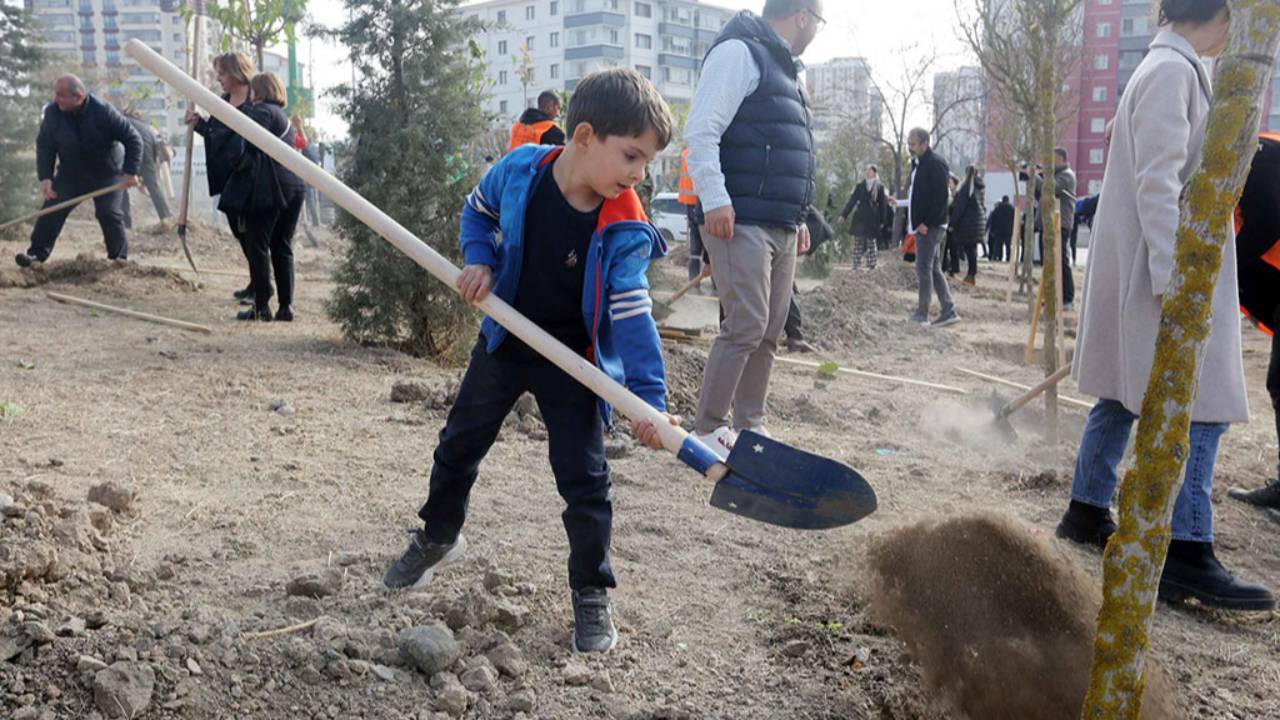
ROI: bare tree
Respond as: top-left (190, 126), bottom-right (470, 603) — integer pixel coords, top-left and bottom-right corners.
top-left (958, 0), bottom-right (1081, 443)
top-left (862, 44), bottom-right (986, 195)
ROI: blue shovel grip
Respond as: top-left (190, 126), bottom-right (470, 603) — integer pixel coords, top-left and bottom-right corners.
top-left (677, 435), bottom-right (722, 475)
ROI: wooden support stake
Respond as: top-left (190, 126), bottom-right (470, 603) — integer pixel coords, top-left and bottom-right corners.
top-left (1025, 276), bottom-right (1045, 366)
top-left (242, 618), bottom-right (319, 640)
top-left (46, 292), bottom-right (213, 334)
top-left (776, 356), bottom-right (968, 395)
top-left (953, 366), bottom-right (1092, 409)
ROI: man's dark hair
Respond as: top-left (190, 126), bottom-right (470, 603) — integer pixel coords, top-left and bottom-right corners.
top-left (908, 127), bottom-right (929, 146)
top-left (1158, 0), bottom-right (1226, 25)
top-left (537, 90), bottom-right (559, 112)
top-left (565, 68), bottom-right (674, 149)
top-left (763, 0), bottom-right (817, 19)
top-left (1002, 195), bottom-right (1010, 203)
top-left (1054, 147), bottom-right (1069, 162)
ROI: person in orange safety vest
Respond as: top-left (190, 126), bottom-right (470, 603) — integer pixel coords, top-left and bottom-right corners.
top-left (508, 90), bottom-right (566, 151)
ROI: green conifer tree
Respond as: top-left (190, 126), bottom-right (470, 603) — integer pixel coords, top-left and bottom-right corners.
top-left (0, 6), bottom-right (48, 229)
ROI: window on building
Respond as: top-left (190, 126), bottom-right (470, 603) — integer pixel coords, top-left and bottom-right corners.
top-left (1093, 53), bottom-right (1108, 70)
top-left (497, 10), bottom-right (506, 23)
top-left (1089, 148), bottom-right (1104, 164)
top-left (1088, 179), bottom-right (1103, 194)
top-left (500, 100), bottom-right (509, 114)
top-left (32, 0), bottom-right (73, 7)
top-left (173, 32), bottom-right (181, 42)
top-left (498, 40), bottom-right (507, 55)
top-left (526, 5), bottom-right (535, 19)
top-left (635, 33), bottom-right (651, 49)
top-left (550, 63), bottom-right (559, 79)
top-left (1090, 117), bottom-right (1106, 133)
top-left (1096, 21), bottom-right (1110, 37)
top-left (635, 64), bottom-right (651, 78)
top-left (550, 32), bottom-right (559, 47)
top-left (81, 50), bottom-right (95, 64)
top-left (1092, 85), bottom-right (1107, 102)
top-left (609, 29), bottom-right (618, 44)
top-left (635, 1), bottom-right (652, 17)
top-left (526, 35), bottom-right (535, 50)
top-left (1098, 0), bottom-right (1112, 4)
top-left (499, 70), bottom-right (508, 85)
top-left (1118, 50), bottom-right (1144, 69)
top-left (550, 1), bottom-right (558, 16)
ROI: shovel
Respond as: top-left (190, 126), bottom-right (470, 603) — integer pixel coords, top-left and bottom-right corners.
top-left (988, 364), bottom-right (1074, 442)
top-left (0, 181), bottom-right (129, 233)
top-left (172, 4), bottom-right (203, 276)
top-left (652, 271), bottom-right (707, 323)
top-left (128, 39), bottom-right (877, 531)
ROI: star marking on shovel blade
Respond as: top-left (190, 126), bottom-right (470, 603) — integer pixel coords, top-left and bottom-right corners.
top-left (753, 444), bottom-right (764, 453)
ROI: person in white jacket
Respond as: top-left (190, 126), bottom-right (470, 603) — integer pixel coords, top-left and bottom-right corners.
top-left (1054, 0), bottom-right (1272, 611)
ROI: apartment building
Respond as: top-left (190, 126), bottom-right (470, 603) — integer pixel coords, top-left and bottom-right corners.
top-left (932, 66), bottom-right (986, 174)
top-left (26, 0), bottom-right (309, 142)
top-left (806, 56), bottom-right (879, 145)
top-left (461, 0), bottom-right (737, 120)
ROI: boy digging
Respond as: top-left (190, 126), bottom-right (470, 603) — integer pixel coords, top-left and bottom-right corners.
top-left (383, 69), bottom-right (678, 653)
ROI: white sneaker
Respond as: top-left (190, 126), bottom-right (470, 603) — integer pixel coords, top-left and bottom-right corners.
top-left (693, 426), bottom-right (737, 461)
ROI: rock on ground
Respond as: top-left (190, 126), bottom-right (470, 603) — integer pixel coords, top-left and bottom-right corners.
top-left (93, 661), bottom-right (155, 719)
top-left (87, 481), bottom-right (138, 513)
top-left (399, 623), bottom-right (461, 676)
top-left (285, 569), bottom-right (344, 598)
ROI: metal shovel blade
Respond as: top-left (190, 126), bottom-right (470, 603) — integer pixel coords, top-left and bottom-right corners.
top-left (708, 431), bottom-right (877, 530)
top-left (989, 390), bottom-right (1019, 444)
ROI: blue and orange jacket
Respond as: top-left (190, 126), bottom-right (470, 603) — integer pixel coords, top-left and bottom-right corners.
top-left (460, 144), bottom-right (668, 420)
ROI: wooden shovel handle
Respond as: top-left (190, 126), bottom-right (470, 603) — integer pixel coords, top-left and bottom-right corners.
top-left (664, 274), bottom-right (704, 306)
top-left (0, 182), bottom-right (129, 232)
top-left (998, 363), bottom-right (1074, 419)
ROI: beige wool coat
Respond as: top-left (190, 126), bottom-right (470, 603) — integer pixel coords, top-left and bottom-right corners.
top-left (1073, 30), bottom-right (1249, 423)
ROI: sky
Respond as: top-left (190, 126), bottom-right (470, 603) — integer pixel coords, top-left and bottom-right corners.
top-left (275, 0), bottom-right (976, 139)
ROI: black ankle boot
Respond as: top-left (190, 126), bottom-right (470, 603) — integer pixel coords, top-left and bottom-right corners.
top-left (1054, 500), bottom-right (1116, 552)
top-left (237, 306), bottom-right (272, 322)
top-left (233, 286), bottom-right (253, 300)
top-left (1227, 480), bottom-right (1280, 510)
top-left (274, 305), bottom-right (293, 322)
top-left (1159, 540), bottom-right (1275, 611)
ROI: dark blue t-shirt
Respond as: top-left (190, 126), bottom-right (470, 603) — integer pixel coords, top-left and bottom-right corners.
top-left (498, 159), bottom-right (600, 362)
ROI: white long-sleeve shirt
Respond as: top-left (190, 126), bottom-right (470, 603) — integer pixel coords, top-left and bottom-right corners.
top-left (683, 39), bottom-right (765, 213)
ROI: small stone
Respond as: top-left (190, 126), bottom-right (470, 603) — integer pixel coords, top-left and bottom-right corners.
top-left (431, 672), bottom-right (469, 717)
top-left (506, 688), bottom-right (536, 713)
top-left (93, 661), bottom-right (155, 719)
top-left (0, 492), bottom-right (14, 509)
top-left (781, 639), bottom-right (810, 657)
top-left (22, 621), bottom-right (55, 645)
top-left (493, 600), bottom-right (528, 630)
top-left (332, 551), bottom-right (363, 567)
top-left (56, 617), bottom-right (87, 637)
top-left (285, 569), bottom-right (344, 598)
top-left (459, 664), bottom-right (497, 694)
top-left (87, 481), bottom-right (138, 513)
top-left (1, 627), bottom-right (33, 661)
top-left (482, 569), bottom-right (515, 593)
top-left (398, 623), bottom-right (461, 676)
top-left (485, 642), bottom-right (527, 678)
top-left (77, 655), bottom-right (109, 673)
top-left (562, 661), bottom-right (591, 686)
top-left (515, 582), bottom-right (537, 596)
top-left (13, 707), bottom-right (38, 720)
top-left (186, 658), bottom-right (203, 676)
top-left (390, 381), bottom-right (433, 403)
top-left (371, 664), bottom-right (396, 682)
top-left (590, 671), bottom-right (615, 693)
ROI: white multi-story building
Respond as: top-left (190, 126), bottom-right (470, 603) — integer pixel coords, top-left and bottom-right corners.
top-left (26, 0), bottom-right (308, 142)
top-left (462, 0), bottom-right (736, 120)
top-left (805, 56), bottom-right (878, 144)
top-left (932, 65), bottom-right (986, 174)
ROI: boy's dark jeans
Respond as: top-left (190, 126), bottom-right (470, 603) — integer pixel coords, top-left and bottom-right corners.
top-left (419, 339), bottom-right (615, 591)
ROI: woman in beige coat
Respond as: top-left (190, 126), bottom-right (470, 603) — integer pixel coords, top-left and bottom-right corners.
top-left (1055, 0), bottom-right (1273, 611)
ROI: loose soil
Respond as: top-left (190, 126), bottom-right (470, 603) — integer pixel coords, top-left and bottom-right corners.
top-left (2, 219), bottom-right (1279, 720)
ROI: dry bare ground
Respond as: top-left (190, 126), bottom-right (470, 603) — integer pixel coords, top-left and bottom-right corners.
top-left (2, 208), bottom-right (1279, 720)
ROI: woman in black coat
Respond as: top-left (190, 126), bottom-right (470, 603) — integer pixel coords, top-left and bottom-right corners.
top-left (948, 166), bottom-right (986, 284)
top-left (186, 52), bottom-right (257, 304)
top-left (223, 72), bottom-right (307, 321)
top-left (839, 164), bottom-right (891, 270)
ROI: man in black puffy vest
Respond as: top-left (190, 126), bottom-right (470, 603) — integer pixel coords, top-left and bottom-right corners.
top-left (16, 76), bottom-right (141, 267)
top-left (683, 0), bottom-right (823, 459)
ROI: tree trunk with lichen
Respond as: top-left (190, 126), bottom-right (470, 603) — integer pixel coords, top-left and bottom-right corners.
top-left (1080, 2), bottom-right (1280, 717)
top-left (1036, 21), bottom-right (1062, 445)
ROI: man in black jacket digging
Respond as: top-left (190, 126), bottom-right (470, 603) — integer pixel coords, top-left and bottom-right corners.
top-left (16, 76), bottom-right (141, 267)
top-left (906, 127), bottom-right (958, 326)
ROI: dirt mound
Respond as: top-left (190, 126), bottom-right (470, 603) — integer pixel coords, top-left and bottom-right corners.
top-left (128, 217), bottom-right (236, 258)
top-left (0, 254), bottom-right (196, 292)
top-left (868, 512), bottom-right (1178, 720)
top-left (663, 343), bottom-right (707, 418)
top-left (800, 262), bottom-right (939, 352)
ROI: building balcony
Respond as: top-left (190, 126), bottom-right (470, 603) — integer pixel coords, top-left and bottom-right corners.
top-left (658, 53), bottom-right (697, 69)
top-left (659, 22), bottom-right (695, 39)
top-left (564, 11), bottom-right (625, 28)
top-left (564, 44), bottom-right (624, 60)
top-left (80, 26), bottom-right (95, 33)
top-left (80, 43), bottom-right (96, 51)
top-left (102, 4), bottom-right (117, 15)
top-left (78, 4), bottom-right (93, 15)
top-left (103, 24), bottom-right (119, 32)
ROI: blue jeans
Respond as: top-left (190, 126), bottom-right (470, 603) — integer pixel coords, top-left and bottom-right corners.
top-left (1071, 398), bottom-right (1226, 542)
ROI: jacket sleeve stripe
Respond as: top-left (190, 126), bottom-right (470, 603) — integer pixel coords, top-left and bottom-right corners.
top-left (610, 298), bottom-right (652, 311)
top-left (608, 288), bottom-right (648, 302)
top-left (466, 187), bottom-right (499, 220)
top-left (611, 305), bottom-right (652, 321)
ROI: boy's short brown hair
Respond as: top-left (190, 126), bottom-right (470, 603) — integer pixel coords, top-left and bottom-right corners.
top-left (565, 68), bottom-right (673, 150)
top-left (250, 72), bottom-right (288, 108)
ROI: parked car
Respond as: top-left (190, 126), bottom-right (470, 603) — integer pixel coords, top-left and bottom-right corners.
top-left (649, 192), bottom-right (688, 245)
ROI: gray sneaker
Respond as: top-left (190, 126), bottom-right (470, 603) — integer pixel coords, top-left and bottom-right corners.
top-left (908, 312), bottom-right (929, 325)
top-left (931, 310), bottom-right (961, 327)
top-left (571, 587), bottom-right (618, 653)
top-left (382, 530), bottom-right (466, 590)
